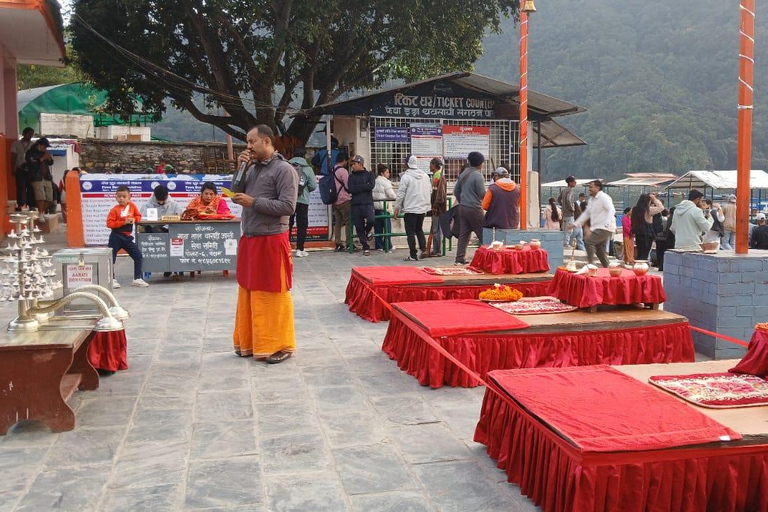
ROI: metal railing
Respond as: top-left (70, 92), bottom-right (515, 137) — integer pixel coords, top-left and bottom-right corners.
top-left (345, 199), bottom-right (454, 255)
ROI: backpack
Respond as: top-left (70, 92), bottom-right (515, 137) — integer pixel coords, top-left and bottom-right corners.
top-left (319, 167), bottom-right (347, 205)
top-left (292, 162), bottom-right (307, 197)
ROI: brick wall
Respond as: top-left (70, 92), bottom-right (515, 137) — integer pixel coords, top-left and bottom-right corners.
top-left (78, 139), bottom-right (246, 174)
top-left (664, 250), bottom-right (768, 359)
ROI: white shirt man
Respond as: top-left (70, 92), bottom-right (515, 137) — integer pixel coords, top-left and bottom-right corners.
top-left (571, 180), bottom-right (616, 267)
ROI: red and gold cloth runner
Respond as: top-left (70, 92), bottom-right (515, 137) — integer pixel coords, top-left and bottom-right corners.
top-left (650, 372), bottom-right (768, 408)
top-left (422, 266), bottom-right (483, 276)
top-left (490, 297), bottom-right (577, 315)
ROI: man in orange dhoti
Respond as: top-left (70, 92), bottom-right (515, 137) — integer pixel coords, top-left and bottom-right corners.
top-left (232, 125), bottom-right (298, 363)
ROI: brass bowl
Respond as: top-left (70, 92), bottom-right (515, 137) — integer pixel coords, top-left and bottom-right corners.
top-left (609, 267), bottom-right (623, 277)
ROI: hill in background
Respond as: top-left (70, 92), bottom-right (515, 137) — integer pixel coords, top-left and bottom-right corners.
top-left (476, 0), bottom-right (768, 182)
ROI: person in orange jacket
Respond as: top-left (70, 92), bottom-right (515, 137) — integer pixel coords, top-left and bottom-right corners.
top-left (482, 166), bottom-right (520, 230)
top-left (106, 186), bottom-right (148, 288)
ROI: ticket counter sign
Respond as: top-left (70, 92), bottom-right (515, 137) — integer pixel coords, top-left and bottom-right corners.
top-left (66, 264), bottom-right (94, 290)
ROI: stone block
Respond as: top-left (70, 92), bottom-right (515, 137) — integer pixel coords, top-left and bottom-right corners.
top-left (737, 306), bottom-right (755, 317)
top-left (717, 283), bottom-right (755, 296)
top-left (733, 259), bottom-right (764, 272)
top-left (718, 295), bottom-right (752, 307)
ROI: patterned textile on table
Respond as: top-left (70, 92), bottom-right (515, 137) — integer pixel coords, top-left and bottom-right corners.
top-left (649, 372), bottom-right (768, 408)
top-left (422, 267), bottom-right (483, 276)
top-left (490, 297), bottom-right (578, 315)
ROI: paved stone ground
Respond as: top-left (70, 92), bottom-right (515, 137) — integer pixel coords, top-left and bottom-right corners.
top-left (0, 230), bottom-right (546, 512)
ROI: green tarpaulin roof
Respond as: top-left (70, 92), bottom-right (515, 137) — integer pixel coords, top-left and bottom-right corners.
top-left (18, 82), bottom-right (149, 132)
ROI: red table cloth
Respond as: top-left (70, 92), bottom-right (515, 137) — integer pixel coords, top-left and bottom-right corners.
top-left (87, 330), bottom-right (128, 372)
top-left (382, 306), bottom-right (694, 388)
top-left (344, 271), bottom-right (551, 322)
top-left (730, 329), bottom-right (768, 378)
top-left (470, 246), bottom-right (550, 275)
top-left (473, 368), bottom-right (768, 512)
top-left (393, 300), bottom-right (528, 337)
top-left (547, 268), bottom-right (666, 308)
top-left (351, 266), bottom-right (442, 285)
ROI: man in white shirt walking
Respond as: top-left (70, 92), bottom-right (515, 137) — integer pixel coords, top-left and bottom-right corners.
top-left (569, 180), bottom-right (616, 267)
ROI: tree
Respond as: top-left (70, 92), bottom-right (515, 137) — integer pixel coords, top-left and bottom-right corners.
top-left (71, 0), bottom-right (519, 142)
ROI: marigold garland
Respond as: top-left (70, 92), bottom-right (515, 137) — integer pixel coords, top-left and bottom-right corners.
top-left (479, 284), bottom-right (523, 302)
top-left (756, 323), bottom-right (768, 332)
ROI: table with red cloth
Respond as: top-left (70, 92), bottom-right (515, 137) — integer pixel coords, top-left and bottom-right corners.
top-left (345, 266), bottom-right (552, 322)
top-left (475, 361), bottom-right (768, 512)
top-left (382, 300), bottom-right (694, 388)
top-left (547, 267), bottom-right (667, 309)
top-left (469, 245), bottom-right (550, 275)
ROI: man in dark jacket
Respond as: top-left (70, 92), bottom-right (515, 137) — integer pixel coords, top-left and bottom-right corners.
top-left (751, 213), bottom-right (768, 249)
top-left (347, 155), bottom-right (376, 255)
top-left (25, 137), bottom-right (54, 215)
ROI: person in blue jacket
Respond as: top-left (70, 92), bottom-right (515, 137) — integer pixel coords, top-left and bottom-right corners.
top-left (347, 155), bottom-right (376, 255)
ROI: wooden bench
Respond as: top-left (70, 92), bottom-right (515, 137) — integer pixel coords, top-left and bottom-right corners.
top-left (0, 322), bottom-right (99, 435)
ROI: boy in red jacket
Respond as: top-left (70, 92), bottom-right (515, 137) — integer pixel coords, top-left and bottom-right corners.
top-left (107, 186), bottom-right (148, 288)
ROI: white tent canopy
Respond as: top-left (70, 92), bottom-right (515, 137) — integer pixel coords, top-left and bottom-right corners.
top-left (665, 170), bottom-right (768, 190)
top-left (541, 178), bottom-right (599, 187)
top-left (607, 173), bottom-right (678, 187)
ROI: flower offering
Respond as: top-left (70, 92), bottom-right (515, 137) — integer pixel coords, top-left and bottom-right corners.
top-left (479, 284), bottom-right (524, 302)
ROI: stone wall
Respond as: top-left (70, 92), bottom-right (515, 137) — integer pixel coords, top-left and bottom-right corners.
top-left (664, 250), bottom-right (768, 359)
top-left (78, 139), bottom-right (246, 174)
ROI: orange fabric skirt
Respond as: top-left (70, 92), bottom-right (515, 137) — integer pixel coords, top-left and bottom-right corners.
top-left (233, 257), bottom-right (295, 358)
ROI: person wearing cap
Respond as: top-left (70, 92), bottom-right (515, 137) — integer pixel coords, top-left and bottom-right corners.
top-left (394, 155), bottom-right (432, 261)
top-left (25, 137), bottom-right (54, 215)
top-left (347, 155), bottom-right (376, 256)
top-left (750, 213), bottom-right (768, 249)
top-left (140, 184), bottom-right (184, 222)
top-left (558, 175), bottom-right (577, 246)
top-left (331, 153), bottom-right (351, 252)
top-left (482, 166), bottom-right (519, 230)
top-left (428, 157), bottom-right (447, 256)
top-left (453, 151), bottom-right (487, 265)
top-left (719, 194), bottom-right (738, 250)
top-left (670, 189), bottom-right (714, 251)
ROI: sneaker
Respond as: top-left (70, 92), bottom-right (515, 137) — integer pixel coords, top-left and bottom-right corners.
top-left (363, 250), bottom-right (371, 256)
top-left (387, 248), bottom-right (396, 253)
top-left (112, 280), bottom-right (121, 289)
top-left (131, 278), bottom-right (150, 288)
top-left (454, 260), bottom-right (469, 266)
top-left (419, 251), bottom-right (428, 259)
top-left (334, 245), bottom-right (345, 253)
top-left (295, 250), bottom-right (305, 258)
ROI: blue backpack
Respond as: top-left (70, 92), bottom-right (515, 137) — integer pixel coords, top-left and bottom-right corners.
top-left (319, 168), bottom-right (347, 205)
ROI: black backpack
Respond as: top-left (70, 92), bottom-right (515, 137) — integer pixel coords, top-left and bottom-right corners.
top-left (292, 162), bottom-right (307, 197)
top-left (319, 167), bottom-right (347, 205)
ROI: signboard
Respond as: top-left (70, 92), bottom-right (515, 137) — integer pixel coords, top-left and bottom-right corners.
top-left (137, 233), bottom-right (170, 272)
top-left (168, 222), bottom-right (240, 271)
top-left (353, 82), bottom-right (497, 119)
top-left (374, 127), bottom-right (409, 142)
top-left (410, 124), bottom-right (443, 173)
top-left (79, 174), bottom-right (244, 246)
top-left (442, 125), bottom-right (490, 160)
top-left (66, 264), bottom-right (94, 290)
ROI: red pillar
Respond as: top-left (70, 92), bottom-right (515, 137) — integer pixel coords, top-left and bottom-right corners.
top-left (519, 11), bottom-right (530, 230)
top-left (735, 0), bottom-right (755, 254)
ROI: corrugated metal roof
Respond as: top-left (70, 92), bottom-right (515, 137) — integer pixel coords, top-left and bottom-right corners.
top-left (541, 178), bottom-right (599, 187)
top-left (607, 173), bottom-right (679, 187)
top-left (536, 119), bottom-right (586, 148)
top-left (313, 71), bottom-right (585, 119)
top-left (666, 170), bottom-right (768, 190)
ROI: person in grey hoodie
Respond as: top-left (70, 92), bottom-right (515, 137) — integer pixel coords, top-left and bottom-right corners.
top-left (288, 148), bottom-right (318, 258)
top-left (453, 151), bottom-right (487, 264)
top-left (140, 184), bottom-right (184, 223)
top-left (670, 189), bottom-right (714, 251)
top-left (140, 184), bottom-right (185, 277)
top-left (394, 155), bottom-right (431, 261)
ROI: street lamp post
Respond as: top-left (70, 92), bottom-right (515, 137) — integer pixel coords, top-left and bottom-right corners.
top-left (519, 0), bottom-right (536, 230)
top-left (736, 0), bottom-right (755, 254)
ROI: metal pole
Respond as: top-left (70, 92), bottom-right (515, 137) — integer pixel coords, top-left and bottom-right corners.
top-left (736, 0), bottom-right (755, 254)
top-left (519, 10), bottom-right (530, 230)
